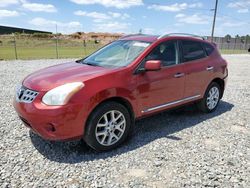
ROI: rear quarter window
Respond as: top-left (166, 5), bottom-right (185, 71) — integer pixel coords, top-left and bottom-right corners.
top-left (181, 40), bottom-right (206, 62)
top-left (203, 42), bottom-right (215, 56)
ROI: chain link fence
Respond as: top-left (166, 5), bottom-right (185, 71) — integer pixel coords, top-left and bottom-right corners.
top-left (1, 35), bottom-right (249, 60)
top-left (0, 35), bottom-right (103, 60)
top-left (212, 36), bottom-right (250, 54)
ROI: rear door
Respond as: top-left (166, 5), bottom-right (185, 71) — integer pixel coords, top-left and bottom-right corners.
top-left (180, 40), bottom-right (212, 98)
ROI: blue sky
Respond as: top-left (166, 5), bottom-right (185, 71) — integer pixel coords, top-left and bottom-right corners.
top-left (0, 0), bottom-right (249, 36)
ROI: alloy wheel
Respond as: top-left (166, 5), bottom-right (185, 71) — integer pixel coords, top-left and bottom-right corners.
top-left (206, 86), bottom-right (220, 110)
top-left (95, 110), bottom-right (126, 146)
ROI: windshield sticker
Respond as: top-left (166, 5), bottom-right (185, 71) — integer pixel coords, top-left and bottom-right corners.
top-left (132, 42), bottom-right (150, 48)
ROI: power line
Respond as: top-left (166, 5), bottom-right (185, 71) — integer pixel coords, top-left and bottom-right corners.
top-left (227, 0), bottom-right (249, 10)
top-left (216, 12), bottom-right (250, 26)
top-left (143, 0), bottom-right (250, 36)
top-left (145, 1), bottom-right (213, 12)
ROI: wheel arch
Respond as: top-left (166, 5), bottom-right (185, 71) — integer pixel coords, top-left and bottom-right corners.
top-left (97, 96), bottom-right (135, 120)
top-left (210, 78), bottom-right (225, 98)
top-left (84, 96), bottom-right (135, 136)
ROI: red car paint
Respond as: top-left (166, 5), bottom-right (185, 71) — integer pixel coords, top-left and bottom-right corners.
top-left (13, 35), bottom-right (228, 141)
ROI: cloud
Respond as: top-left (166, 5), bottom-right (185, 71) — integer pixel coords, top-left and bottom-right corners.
top-left (108, 12), bottom-right (130, 19)
top-left (148, 3), bottom-right (202, 12)
top-left (143, 28), bottom-right (155, 34)
top-left (237, 9), bottom-right (249, 13)
top-left (73, 10), bottom-right (131, 32)
top-left (0, 9), bottom-right (19, 18)
top-left (215, 16), bottom-right (249, 36)
top-left (69, 0), bottom-right (143, 9)
top-left (175, 13), bottom-right (185, 18)
top-left (74, 10), bottom-right (130, 22)
top-left (108, 12), bottom-right (130, 20)
top-left (189, 3), bottom-right (203, 8)
top-left (108, 12), bottom-right (121, 18)
top-left (0, 1), bottom-right (57, 13)
top-left (216, 15), bottom-right (248, 27)
top-left (94, 22), bottom-right (130, 33)
top-left (0, 0), bottom-right (19, 7)
top-left (175, 13), bottom-right (210, 24)
top-left (29, 17), bottom-right (82, 33)
top-left (22, 2), bottom-right (57, 12)
top-left (121, 13), bottom-right (130, 20)
top-left (228, 1), bottom-right (250, 13)
top-left (222, 21), bottom-right (247, 27)
top-left (74, 11), bottom-right (110, 22)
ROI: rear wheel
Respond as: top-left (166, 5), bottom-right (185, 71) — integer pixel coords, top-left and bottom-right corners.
top-left (198, 82), bottom-right (221, 113)
top-left (84, 102), bottom-right (131, 151)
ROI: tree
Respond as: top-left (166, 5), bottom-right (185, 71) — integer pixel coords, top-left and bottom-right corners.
top-left (225, 34), bottom-right (231, 38)
top-left (240, 36), bottom-right (245, 43)
top-left (235, 34), bottom-right (240, 38)
top-left (225, 34), bottom-right (231, 43)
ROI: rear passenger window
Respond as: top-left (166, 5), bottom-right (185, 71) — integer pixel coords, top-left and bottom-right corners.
top-left (181, 40), bottom-right (206, 62)
top-left (203, 43), bottom-right (215, 56)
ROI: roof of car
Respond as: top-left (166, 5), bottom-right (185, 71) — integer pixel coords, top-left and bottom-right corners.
top-left (119, 35), bottom-right (159, 42)
top-left (120, 33), bottom-right (207, 43)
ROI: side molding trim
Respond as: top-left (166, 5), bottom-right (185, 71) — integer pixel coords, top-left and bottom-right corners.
top-left (141, 95), bottom-right (201, 113)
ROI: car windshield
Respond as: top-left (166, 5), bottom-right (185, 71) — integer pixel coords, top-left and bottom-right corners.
top-left (80, 40), bottom-right (151, 67)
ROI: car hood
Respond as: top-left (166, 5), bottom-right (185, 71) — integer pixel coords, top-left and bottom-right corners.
top-left (23, 62), bottom-right (113, 91)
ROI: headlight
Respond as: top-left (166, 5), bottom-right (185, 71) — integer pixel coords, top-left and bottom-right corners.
top-left (42, 82), bottom-right (84, 106)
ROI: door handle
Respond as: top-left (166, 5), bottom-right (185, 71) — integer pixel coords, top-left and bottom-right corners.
top-left (174, 73), bottom-right (185, 78)
top-left (206, 66), bottom-right (214, 71)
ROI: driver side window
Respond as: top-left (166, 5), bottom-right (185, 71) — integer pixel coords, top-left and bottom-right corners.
top-left (145, 40), bottom-right (178, 67)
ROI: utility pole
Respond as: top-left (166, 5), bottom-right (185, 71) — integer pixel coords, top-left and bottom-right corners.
top-left (13, 33), bottom-right (18, 60)
top-left (211, 0), bottom-right (218, 42)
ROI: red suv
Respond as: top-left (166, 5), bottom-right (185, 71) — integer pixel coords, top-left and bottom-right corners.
top-left (14, 33), bottom-right (228, 151)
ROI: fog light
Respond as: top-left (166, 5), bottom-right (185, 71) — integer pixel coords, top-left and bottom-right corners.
top-left (45, 123), bottom-right (56, 132)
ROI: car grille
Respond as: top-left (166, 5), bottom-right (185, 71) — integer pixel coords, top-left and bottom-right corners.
top-left (16, 85), bottom-right (39, 103)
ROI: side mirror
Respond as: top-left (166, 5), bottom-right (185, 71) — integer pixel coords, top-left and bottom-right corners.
top-left (145, 60), bottom-right (161, 71)
top-left (248, 48), bottom-right (250, 52)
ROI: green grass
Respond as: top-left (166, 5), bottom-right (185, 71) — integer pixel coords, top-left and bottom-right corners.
top-left (219, 49), bottom-right (248, 54)
top-left (0, 35), bottom-right (248, 60)
top-left (1, 47), bottom-right (248, 60)
top-left (0, 46), bottom-right (101, 60)
top-left (0, 36), bottom-right (102, 60)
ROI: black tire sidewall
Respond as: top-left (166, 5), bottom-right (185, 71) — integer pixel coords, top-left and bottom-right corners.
top-left (199, 82), bottom-right (221, 113)
top-left (84, 102), bottom-right (131, 151)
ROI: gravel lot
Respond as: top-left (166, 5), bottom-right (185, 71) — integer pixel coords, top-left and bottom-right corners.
top-left (0, 55), bottom-right (249, 187)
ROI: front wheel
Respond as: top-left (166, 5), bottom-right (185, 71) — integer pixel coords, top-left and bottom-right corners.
top-left (84, 102), bottom-right (131, 151)
top-left (198, 82), bottom-right (221, 113)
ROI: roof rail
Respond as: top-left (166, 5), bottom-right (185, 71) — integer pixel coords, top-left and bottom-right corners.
top-left (158, 33), bottom-right (206, 40)
top-left (119, 33), bottom-right (148, 39)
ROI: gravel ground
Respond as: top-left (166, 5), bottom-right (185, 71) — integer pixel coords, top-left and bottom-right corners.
top-left (0, 55), bottom-right (249, 187)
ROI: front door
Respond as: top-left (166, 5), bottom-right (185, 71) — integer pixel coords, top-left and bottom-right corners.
top-left (136, 40), bottom-right (185, 114)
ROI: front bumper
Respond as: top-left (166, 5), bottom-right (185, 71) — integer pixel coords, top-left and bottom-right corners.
top-left (13, 96), bottom-right (85, 141)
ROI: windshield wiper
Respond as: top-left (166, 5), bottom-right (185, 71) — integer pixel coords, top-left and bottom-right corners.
top-left (76, 59), bottom-right (104, 67)
top-left (85, 62), bottom-right (98, 66)
top-left (75, 59), bottom-right (84, 63)
top-left (80, 60), bottom-right (99, 67)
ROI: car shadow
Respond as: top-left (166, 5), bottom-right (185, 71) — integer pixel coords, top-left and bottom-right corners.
top-left (30, 100), bottom-right (234, 164)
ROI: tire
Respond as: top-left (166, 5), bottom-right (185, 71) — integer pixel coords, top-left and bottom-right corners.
top-left (84, 102), bottom-right (131, 151)
top-left (198, 82), bottom-right (221, 113)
